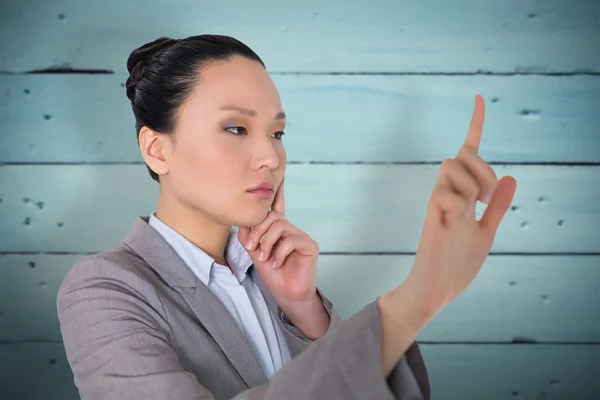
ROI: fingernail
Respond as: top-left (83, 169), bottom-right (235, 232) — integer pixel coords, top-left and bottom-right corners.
top-left (272, 260), bottom-right (277, 269)
top-left (258, 251), bottom-right (265, 261)
top-left (245, 240), bottom-right (253, 250)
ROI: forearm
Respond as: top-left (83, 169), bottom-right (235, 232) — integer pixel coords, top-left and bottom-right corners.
top-left (279, 291), bottom-right (330, 340)
top-left (378, 283), bottom-right (434, 377)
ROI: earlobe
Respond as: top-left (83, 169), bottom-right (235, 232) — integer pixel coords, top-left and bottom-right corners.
top-left (139, 127), bottom-right (169, 176)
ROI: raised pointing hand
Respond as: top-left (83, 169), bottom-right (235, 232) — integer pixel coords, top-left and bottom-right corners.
top-left (401, 94), bottom-right (518, 317)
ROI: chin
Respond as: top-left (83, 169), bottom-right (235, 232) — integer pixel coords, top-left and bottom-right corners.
top-left (236, 205), bottom-right (271, 228)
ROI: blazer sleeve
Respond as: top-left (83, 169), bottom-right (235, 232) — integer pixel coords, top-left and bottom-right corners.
top-left (57, 255), bottom-right (429, 400)
top-left (277, 291), bottom-right (430, 400)
top-left (274, 286), bottom-right (343, 355)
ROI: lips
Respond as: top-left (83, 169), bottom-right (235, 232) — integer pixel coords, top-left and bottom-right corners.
top-left (247, 182), bottom-right (274, 192)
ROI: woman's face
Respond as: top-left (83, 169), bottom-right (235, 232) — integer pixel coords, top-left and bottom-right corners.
top-left (158, 55), bottom-right (287, 228)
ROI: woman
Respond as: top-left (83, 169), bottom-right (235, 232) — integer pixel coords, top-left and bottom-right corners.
top-left (57, 34), bottom-right (516, 399)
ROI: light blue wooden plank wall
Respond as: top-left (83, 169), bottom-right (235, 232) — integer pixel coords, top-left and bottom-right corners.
top-left (0, 0), bottom-right (599, 399)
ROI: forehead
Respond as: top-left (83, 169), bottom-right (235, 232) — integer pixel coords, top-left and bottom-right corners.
top-left (186, 56), bottom-right (283, 115)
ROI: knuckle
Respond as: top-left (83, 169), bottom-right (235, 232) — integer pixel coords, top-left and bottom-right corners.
top-left (432, 185), bottom-right (443, 197)
top-left (431, 185), bottom-right (447, 201)
top-left (468, 177), bottom-right (480, 198)
top-left (441, 158), bottom-right (454, 169)
top-left (455, 149), bottom-right (467, 162)
top-left (455, 169), bottom-right (477, 197)
top-left (265, 210), bottom-right (278, 222)
top-left (454, 165), bottom-right (478, 197)
top-left (272, 218), bottom-right (286, 229)
top-left (430, 186), bottom-right (448, 209)
top-left (458, 145), bottom-right (475, 157)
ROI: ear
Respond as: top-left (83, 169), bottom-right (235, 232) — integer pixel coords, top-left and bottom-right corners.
top-left (138, 126), bottom-right (171, 178)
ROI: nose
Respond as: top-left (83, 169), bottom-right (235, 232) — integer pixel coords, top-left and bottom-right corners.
top-left (252, 136), bottom-right (283, 170)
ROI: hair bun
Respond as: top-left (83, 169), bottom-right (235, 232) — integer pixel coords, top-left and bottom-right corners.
top-left (125, 37), bottom-right (179, 101)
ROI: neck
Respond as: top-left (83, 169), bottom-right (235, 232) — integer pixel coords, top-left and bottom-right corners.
top-left (155, 191), bottom-right (231, 267)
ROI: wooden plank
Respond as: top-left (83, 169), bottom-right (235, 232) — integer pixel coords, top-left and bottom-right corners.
top-left (419, 344), bottom-right (599, 400)
top-left (316, 255), bottom-right (600, 343)
top-left (0, 254), bottom-right (81, 342)
top-left (0, 164), bottom-right (598, 254)
top-left (1, 74), bottom-right (599, 163)
top-left (0, 343), bottom-right (597, 400)
top-left (0, 0), bottom-right (598, 73)
top-left (0, 343), bottom-right (79, 400)
top-left (1, 254), bottom-right (598, 343)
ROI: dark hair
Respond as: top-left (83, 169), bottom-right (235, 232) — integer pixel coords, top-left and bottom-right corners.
top-left (125, 34), bottom-right (266, 182)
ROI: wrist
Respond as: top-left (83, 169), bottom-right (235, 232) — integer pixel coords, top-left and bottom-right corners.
top-left (381, 283), bottom-right (435, 333)
top-left (279, 291), bottom-right (329, 340)
top-left (279, 290), bottom-right (322, 319)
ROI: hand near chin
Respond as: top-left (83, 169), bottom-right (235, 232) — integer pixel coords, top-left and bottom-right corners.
top-left (238, 177), bottom-right (320, 308)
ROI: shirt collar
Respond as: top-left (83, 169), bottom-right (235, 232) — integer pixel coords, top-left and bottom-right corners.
top-left (148, 212), bottom-right (254, 285)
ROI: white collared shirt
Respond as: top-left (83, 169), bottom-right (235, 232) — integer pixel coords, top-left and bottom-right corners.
top-left (148, 212), bottom-right (291, 380)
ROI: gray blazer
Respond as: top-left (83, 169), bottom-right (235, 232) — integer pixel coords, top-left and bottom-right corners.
top-left (57, 216), bottom-right (430, 399)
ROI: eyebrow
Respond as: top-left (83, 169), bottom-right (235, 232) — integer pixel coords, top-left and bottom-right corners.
top-left (219, 105), bottom-right (286, 120)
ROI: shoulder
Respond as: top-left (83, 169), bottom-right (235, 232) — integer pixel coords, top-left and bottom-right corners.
top-left (57, 243), bottom-right (163, 308)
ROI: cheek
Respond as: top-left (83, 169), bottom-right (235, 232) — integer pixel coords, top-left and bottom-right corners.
top-left (170, 138), bottom-right (241, 204)
top-left (172, 144), bottom-right (208, 184)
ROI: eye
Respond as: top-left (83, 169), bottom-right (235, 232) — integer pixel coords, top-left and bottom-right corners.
top-left (225, 126), bottom-right (285, 140)
top-left (273, 131), bottom-right (285, 140)
top-left (224, 126), bottom-right (247, 135)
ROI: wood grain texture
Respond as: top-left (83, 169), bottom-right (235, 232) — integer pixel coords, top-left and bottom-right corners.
top-left (0, 0), bottom-right (598, 73)
top-left (1, 74), bottom-right (599, 163)
top-left (1, 0), bottom-right (598, 397)
top-left (0, 343), bottom-right (597, 400)
top-left (0, 164), bottom-right (598, 253)
top-left (1, 253), bottom-right (598, 343)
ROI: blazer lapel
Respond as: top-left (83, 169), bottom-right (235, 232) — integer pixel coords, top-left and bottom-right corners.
top-left (123, 216), bottom-right (268, 388)
top-left (174, 285), bottom-right (269, 387)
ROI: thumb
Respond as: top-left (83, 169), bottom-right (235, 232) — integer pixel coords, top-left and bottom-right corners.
top-left (479, 175), bottom-right (517, 237)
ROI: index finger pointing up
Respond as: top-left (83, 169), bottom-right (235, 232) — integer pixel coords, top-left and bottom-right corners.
top-left (271, 176), bottom-right (285, 216)
top-left (462, 94), bottom-right (486, 153)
